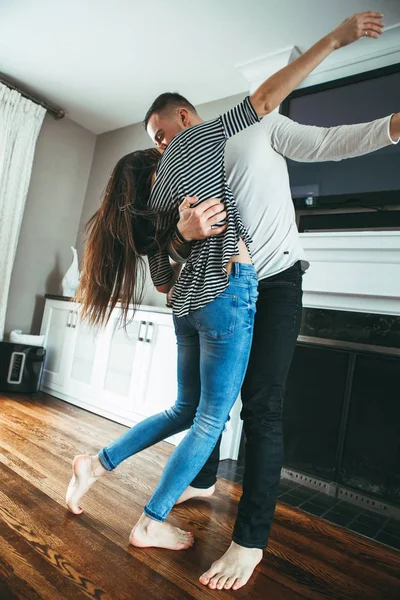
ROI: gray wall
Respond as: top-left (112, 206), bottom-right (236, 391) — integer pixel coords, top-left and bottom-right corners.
top-left (5, 113), bottom-right (96, 336)
top-left (76, 92), bottom-right (246, 308)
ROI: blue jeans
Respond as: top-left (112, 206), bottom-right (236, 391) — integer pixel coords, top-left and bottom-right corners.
top-left (191, 261), bottom-right (303, 548)
top-left (98, 263), bottom-right (258, 522)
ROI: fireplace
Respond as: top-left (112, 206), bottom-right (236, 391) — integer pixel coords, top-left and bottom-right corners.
top-left (233, 230), bottom-right (400, 513)
top-left (283, 323), bottom-right (400, 506)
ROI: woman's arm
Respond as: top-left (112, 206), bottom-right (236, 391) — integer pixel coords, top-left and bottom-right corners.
top-left (168, 235), bottom-right (191, 264)
top-left (156, 261), bottom-right (182, 294)
top-left (250, 11), bottom-right (384, 118)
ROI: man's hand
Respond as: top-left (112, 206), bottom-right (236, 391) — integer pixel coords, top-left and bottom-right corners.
top-left (177, 196), bottom-right (227, 241)
top-left (328, 11), bottom-right (384, 49)
top-left (390, 113), bottom-right (400, 142)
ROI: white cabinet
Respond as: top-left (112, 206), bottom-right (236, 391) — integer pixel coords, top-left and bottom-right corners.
top-left (40, 298), bottom-right (238, 454)
top-left (132, 313), bottom-right (185, 446)
top-left (134, 313), bottom-right (177, 418)
top-left (93, 308), bottom-right (149, 418)
top-left (40, 299), bottom-right (183, 443)
top-left (64, 307), bottom-right (103, 402)
top-left (40, 300), bottom-right (78, 389)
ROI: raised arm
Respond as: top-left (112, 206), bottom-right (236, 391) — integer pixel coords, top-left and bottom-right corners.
top-left (267, 112), bottom-right (400, 163)
top-left (250, 12), bottom-right (384, 118)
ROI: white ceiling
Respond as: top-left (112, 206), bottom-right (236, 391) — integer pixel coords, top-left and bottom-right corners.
top-left (1, 0), bottom-right (399, 134)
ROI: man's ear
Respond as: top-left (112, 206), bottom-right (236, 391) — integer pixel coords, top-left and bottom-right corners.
top-left (177, 108), bottom-right (191, 128)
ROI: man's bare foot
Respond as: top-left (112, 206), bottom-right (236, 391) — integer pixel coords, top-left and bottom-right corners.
top-left (199, 541), bottom-right (263, 590)
top-left (66, 454), bottom-right (106, 514)
top-left (129, 513), bottom-right (194, 550)
top-left (175, 484), bottom-right (216, 505)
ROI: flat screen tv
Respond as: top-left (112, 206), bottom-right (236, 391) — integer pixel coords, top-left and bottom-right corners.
top-left (280, 62), bottom-right (400, 210)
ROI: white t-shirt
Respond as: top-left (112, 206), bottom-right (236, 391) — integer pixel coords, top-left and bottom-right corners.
top-left (224, 112), bottom-right (396, 280)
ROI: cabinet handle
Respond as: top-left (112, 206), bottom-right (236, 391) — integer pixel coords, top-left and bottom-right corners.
top-left (145, 322), bottom-right (154, 343)
top-left (138, 320), bottom-right (147, 342)
top-left (66, 310), bottom-right (73, 327)
top-left (72, 311), bottom-right (78, 329)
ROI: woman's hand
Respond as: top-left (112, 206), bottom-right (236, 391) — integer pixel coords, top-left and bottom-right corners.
top-left (328, 11), bottom-right (384, 49)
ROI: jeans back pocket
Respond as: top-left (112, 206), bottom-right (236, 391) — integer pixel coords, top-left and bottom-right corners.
top-left (193, 293), bottom-right (238, 340)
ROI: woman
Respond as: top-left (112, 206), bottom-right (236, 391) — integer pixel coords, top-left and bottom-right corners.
top-left (67, 135), bottom-right (258, 552)
top-left (66, 13), bottom-right (377, 551)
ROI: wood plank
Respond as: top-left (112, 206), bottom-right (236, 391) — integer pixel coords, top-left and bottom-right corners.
top-left (1, 393), bottom-right (399, 600)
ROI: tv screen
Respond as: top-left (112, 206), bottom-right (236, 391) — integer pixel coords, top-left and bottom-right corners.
top-left (282, 65), bottom-right (400, 198)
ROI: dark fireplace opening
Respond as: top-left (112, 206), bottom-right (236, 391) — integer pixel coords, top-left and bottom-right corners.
top-left (238, 308), bottom-right (400, 508)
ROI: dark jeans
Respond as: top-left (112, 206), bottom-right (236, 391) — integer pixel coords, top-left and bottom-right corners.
top-left (190, 261), bottom-right (303, 549)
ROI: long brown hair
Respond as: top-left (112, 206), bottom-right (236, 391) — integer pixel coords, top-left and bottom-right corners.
top-left (75, 148), bottom-right (175, 328)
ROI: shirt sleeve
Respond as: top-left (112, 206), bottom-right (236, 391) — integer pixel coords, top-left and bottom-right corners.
top-left (266, 112), bottom-right (396, 163)
top-left (147, 249), bottom-right (173, 287)
top-left (219, 96), bottom-right (260, 140)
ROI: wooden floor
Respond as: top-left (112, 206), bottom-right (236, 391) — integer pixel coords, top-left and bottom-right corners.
top-left (1, 393), bottom-right (399, 600)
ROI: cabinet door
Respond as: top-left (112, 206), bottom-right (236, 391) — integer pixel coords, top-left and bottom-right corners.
top-left (135, 315), bottom-right (178, 419)
top-left (134, 314), bottom-right (185, 445)
top-left (95, 308), bottom-right (149, 415)
top-left (40, 300), bottom-right (75, 388)
top-left (63, 308), bottom-right (102, 400)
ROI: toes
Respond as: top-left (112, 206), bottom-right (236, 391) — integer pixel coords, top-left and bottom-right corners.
top-left (208, 574), bottom-right (221, 589)
top-left (199, 561), bottom-right (220, 585)
top-left (178, 528), bottom-right (193, 536)
top-left (224, 577), bottom-right (237, 590)
top-left (67, 504), bottom-right (83, 515)
top-left (233, 576), bottom-right (249, 590)
top-left (179, 530), bottom-right (195, 548)
top-left (216, 576), bottom-right (229, 590)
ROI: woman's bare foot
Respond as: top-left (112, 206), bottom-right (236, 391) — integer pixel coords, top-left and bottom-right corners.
top-left (129, 513), bottom-right (194, 551)
top-left (66, 454), bottom-right (106, 514)
top-left (175, 484), bottom-right (216, 505)
top-left (199, 541), bottom-right (263, 590)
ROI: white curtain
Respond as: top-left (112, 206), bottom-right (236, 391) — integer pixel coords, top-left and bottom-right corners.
top-left (0, 84), bottom-right (46, 341)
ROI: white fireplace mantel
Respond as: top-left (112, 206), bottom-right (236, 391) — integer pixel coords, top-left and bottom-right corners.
top-left (224, 231), bottom-right (400, 461)
top-left (301, 231), bottom-right (400, 316)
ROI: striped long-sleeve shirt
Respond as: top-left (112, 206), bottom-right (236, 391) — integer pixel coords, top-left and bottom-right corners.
top-left (148, 96), bottom-right (260, 317)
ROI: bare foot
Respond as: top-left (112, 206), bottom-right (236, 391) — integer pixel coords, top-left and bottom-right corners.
top-left (175, 484), bottom-right (216, 505)
top-left (199, 541), bottom-right (263, 590)
top-left (129, 513), bottom-right (194, 551)
top-left (66, 454), bottom-right (106, 514)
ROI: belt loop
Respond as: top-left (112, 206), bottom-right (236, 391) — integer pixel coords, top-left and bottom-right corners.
top-left (232, 262), bottom-right (239, 278)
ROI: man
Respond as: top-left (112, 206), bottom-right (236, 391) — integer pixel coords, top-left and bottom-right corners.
top-left (144, 13), bottom-right (400, 592)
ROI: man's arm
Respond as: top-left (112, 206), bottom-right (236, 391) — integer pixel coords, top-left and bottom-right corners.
top-left (267, 112), bottom-right (400, 163)
top-left (250, 12), bottom-right (384, 118)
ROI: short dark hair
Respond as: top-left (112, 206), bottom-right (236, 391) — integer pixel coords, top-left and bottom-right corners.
top-left (143, 93), bottom-right (197, 130)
